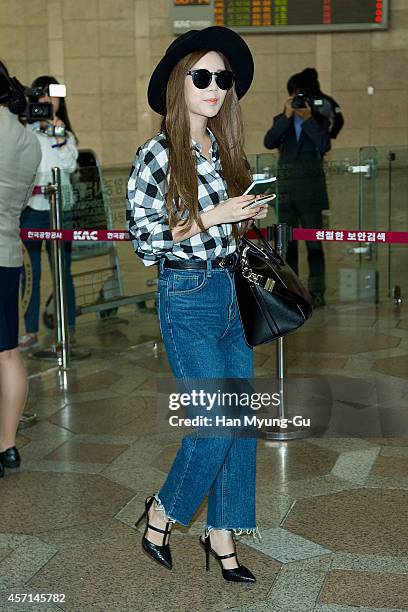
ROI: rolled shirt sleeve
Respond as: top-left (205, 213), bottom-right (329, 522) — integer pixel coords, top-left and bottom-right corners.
top-left (126, 140), bottom-right (174, 266)
top-left (56, 131), bottom-right (78, 173)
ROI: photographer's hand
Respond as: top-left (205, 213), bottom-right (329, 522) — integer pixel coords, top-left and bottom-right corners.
top-left (284, 96), bottom-right (294, 119)
top-left (294, 101), bottom-right (312, 120)
top-left (50, 117), bottom-right (66, 144)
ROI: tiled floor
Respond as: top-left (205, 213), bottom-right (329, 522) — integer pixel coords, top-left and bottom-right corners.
top-left (1, 301), bottom-right (407, 612)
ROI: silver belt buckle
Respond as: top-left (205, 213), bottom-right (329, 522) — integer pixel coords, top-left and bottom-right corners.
top-left (219, 258), bottom-right (226, 268)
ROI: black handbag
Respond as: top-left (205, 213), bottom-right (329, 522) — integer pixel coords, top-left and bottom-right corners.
top-left (234, 225), bottom-right (313, 348)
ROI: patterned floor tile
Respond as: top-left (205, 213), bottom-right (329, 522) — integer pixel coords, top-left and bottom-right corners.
top-left (380, 446), bottom-right (408, 457)
top-left (246, 527), bottom-right (330, 562)
top-left (0, 472), bottom-right (134, 534)
top-left (29, 534), bottom-right (278, 612)
top-left (365, 475), bottom-right (408, 489)
top-left (315, 605), bottom-right (407, 612)
top-left (267, 474), bottom-right (361, 499)
top-left (256, 440), bottom-right (339, 484)
top-left (330, 448), bottom-right (380, 484)
top-left (319, 569), bottom-right (408, 609)
top-left (283, 489), bottom-right (408, 556)
top-left (40, 370), bottom-right (121, 397)
top-left (372, 355), bottom-right (408, 378)
top-left (371, 454), bottom-right (408, 477)
top-left (43, 441), bottom-right (129, 464)
top-left (286, 328), bottom-right (400, 354)
top-left (331, 552), bottom-right (408, 574)
top-left (264, 559), bottom-right (327, 611)
top-left (50, 396), bottom-right (157, 436)
top-left (0, 537), bottom-right (57, 591)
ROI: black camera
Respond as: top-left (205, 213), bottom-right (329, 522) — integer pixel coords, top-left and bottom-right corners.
top-left (25, 86), bottom-right (54, 121)
top-left (292, 90), bottom-right (323, 110)
top-left (0, 76), bottom-right (65, 127)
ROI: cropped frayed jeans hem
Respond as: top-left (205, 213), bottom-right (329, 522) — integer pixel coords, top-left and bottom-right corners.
top-left (152, 492), bottom-right (262, 542)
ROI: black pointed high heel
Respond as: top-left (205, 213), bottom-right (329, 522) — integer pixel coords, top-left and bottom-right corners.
top-left (135, 496), bottom-right (173, 570)
top-left (199, 531), bottom-right (256, 583)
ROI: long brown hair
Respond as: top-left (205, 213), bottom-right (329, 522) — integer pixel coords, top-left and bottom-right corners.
top-left (161, 50), bottom-right (252, 241)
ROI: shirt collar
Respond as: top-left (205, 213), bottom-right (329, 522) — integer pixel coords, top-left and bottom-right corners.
top-left (191, 127), bottom-right (218, 158)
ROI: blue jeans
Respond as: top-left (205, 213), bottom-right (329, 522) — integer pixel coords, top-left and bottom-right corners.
top-left (155, 260), bottom-right (258, 536)
top-left (20, 207), bottom-right (76, 333)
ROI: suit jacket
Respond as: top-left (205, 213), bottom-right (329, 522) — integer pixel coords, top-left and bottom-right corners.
top-left (264, 113), bottom-right (331, 211)
top-left (0, 106), bottom-right (41, 267)
top-left (317, 93), bottom-right (344, 139)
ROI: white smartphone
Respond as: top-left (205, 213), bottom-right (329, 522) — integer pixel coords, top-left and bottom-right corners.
top-left (245, 193), bottom-right (277, 209)
top-left (244, 177), bottom-right (277, 196)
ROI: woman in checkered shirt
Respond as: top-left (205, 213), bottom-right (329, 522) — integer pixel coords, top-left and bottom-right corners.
top-left (127, 27), bottom-right (267, 583)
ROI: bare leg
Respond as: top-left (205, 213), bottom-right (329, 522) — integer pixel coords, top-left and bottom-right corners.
top-left (0, 348), bottom-right (28, 451)
top-left (202, 530), bottom-right (239, 570)
top-left (145, 498), bottom-right (172, 546)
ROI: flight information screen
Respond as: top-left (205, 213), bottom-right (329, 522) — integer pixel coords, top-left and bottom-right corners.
top-left (172, 0), bottom-right (389, 34)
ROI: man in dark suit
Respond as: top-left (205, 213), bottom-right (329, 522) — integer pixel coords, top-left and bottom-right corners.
top-left (264, 73), bottom-right (331, 307)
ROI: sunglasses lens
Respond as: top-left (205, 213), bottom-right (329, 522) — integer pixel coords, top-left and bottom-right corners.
top-left (192, 69), bottom-right (211, 89)
top-left (215, 71), bottom-right (234, 90)
top-left (189, 69), bottom-right (235, 90)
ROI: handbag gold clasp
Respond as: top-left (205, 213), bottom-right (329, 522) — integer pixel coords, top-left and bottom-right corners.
top-left (242, 268), bottom-right (275, 292)
top-left (264, 277), bottom-right (275, 292)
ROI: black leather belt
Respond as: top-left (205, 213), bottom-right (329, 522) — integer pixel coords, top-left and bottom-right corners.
top-left (163, 254), bottom-right (238, 270)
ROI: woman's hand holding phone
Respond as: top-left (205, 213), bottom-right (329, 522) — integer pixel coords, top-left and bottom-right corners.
top-left (215, 195), bottom-right (267, 224)
top-left (250, 194), bottom-right (268, 219)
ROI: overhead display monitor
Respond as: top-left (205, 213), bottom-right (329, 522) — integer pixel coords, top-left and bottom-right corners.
top-left (172, 0), bottom-right (389, 34)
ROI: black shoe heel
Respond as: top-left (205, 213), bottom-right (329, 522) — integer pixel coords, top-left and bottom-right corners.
top-left (204, 535), bottom-right (210, 571)
top-left (199, 533), bottom-right (256, 583)
top-left (135, 496), bottom-right (172, 570)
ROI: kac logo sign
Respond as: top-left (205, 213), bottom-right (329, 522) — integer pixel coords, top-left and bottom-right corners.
top-left (73, 230), bottom-right (98, 241)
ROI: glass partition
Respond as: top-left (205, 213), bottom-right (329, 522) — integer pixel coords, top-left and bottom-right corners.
top-left (249, 147), bottom-right (381, 304)
top-left (21, 160), bottom-right (159, 367)
top-left (380, 147), bottom-right (408, 300)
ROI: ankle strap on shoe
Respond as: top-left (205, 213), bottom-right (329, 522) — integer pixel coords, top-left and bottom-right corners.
top-left (147, 523), bottom-right (169, 534)
top-left (147, 521), bottom-right (171, 546)
top-left (217, 552), bottom-right (237, 560)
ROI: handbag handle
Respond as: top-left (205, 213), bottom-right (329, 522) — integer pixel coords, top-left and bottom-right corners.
top-left (244, 223), bottom-right (285, 265)
top-left (249, 223), bottom-right (274, 251)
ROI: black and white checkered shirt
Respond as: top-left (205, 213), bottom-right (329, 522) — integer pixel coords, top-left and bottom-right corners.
top-left (126, 129), bottom-right (238, 266)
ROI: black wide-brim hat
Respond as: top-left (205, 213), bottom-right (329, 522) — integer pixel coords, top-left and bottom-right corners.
top-left (148, 26), bottom-right (254, 115)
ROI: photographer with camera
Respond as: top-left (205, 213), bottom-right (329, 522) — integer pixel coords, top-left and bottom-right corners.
top-left (0, 61), bottom-right (41, 478)
top-left (264, 72), bottom-right (331, 308)
top-left (300, 68), bottom-right (344, 140)
top-left (19, 76), bottom-right (79, 351)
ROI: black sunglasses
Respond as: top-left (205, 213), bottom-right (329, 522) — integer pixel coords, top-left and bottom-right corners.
top-left (187, 69), bottom-right (235, 91)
